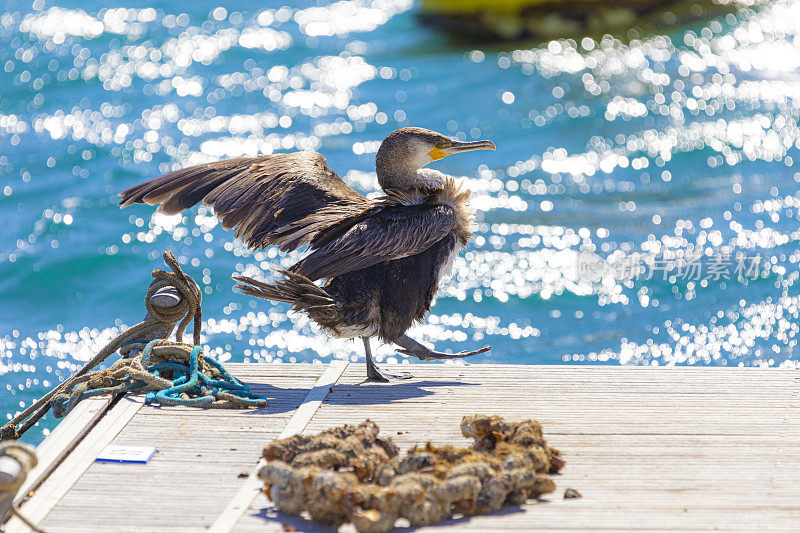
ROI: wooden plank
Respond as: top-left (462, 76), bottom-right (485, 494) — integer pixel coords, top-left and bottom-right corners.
top-left (210, 360), bottom-right (348, 533)
top-left (279, 360), bottom-right (350, 438)
top-left (5, 396), bottom-right (142, 533)
top-left (13, 397), bottom-right (111, 506)
top-left (234, 364), bottom-right (800, 532)
top-left (39, 363), bottom-right (330, 533)
top-left (14, 364), bottom-right (799, 532)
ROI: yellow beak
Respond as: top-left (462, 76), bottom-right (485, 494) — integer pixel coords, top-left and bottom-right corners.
top-left (429, 139), bottom-right (496, 161)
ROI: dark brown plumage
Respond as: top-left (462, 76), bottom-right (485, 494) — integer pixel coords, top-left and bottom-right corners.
top-left (120, 152), bottom-right (370, 252)
top-left (120, 127), bottom-right (495, 381)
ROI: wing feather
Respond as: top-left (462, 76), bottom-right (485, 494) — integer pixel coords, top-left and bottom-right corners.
top-left (119, 152), bottom-right (370, 251)
top-left (291, 203), bottom-right (456, 281)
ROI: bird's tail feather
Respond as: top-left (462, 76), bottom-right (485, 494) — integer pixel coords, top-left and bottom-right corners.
top-left (232, 271), bottom-right (335, 310)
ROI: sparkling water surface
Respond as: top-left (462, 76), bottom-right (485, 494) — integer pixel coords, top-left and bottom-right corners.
top-left (2, 0), bottom-right (799, 442)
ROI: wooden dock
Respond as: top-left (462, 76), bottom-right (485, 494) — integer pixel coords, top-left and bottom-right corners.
top-left (5, 362), bottom-right (800, 532)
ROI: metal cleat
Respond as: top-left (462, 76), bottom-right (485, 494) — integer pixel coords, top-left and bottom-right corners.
top-left (0, 442), bottom-right (37, 525)
top-left (120, 279), bottom-right (197, 358)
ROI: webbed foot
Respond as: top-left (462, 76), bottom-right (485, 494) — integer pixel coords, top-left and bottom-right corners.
top-left (394, 334), bottom-right (491, 361)
top-left (397, 345), bottom-right (491, 360)
top-left (362, 335), bottom-right (413, 382)
top-left (366, 364), bottom-right (413, 382)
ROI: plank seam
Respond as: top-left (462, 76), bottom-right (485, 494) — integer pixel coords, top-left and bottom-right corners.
top-left (11, 396), bottom-right (113, 509)
top-left (4, 396), bottom-right (143, 533)
top-left (208, 360), bottom-right (349, 533)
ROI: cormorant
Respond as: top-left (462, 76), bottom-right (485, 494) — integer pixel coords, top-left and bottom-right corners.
top-left (120, 127), bottom-right (495, 381)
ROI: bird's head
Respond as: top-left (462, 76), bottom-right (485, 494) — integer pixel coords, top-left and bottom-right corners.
top-left (375, 127), bottom-right (496, 191)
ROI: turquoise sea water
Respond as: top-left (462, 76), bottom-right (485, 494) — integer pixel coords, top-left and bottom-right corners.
top-left (2, 0), bottom-right (799, 442)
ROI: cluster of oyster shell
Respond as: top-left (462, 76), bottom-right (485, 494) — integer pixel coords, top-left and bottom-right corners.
top-left (258, 415), bottom-right (564, 533)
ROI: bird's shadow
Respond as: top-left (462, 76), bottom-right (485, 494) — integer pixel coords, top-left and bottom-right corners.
top-left (324, 379), bottom-right (475, 406)
top-left (139, 382), bottom-right (316, 416)
top-left (136, 376), bottom-right (474, 415)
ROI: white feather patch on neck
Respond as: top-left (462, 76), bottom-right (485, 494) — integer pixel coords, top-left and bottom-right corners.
top-left (414, 168), bottom-right (446, 190)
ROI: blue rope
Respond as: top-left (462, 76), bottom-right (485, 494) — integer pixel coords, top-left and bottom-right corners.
top-left (53, 340), bottom-right (267, 414)
top-left (140, 340), bottom-right (267, 408)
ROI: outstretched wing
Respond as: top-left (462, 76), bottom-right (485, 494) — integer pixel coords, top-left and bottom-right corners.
top-left (291, 202), bottom-right (456, 281)
top-left (119, 152), bottom-right (371, 252)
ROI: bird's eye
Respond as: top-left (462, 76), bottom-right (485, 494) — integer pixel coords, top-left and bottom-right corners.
top-left (434, 140), bottom-right (445, 148)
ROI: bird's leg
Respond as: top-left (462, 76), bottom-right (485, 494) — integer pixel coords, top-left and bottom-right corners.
top-left (363, 336), bottom-right (412, 382)
top-left (394, 334), bottom-right (491, 361)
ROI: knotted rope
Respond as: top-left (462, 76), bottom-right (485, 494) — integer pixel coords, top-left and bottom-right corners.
top-left (49, 340), bottom-right (267, 415)
top-left (0, 252), bottom-right (266, 442)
